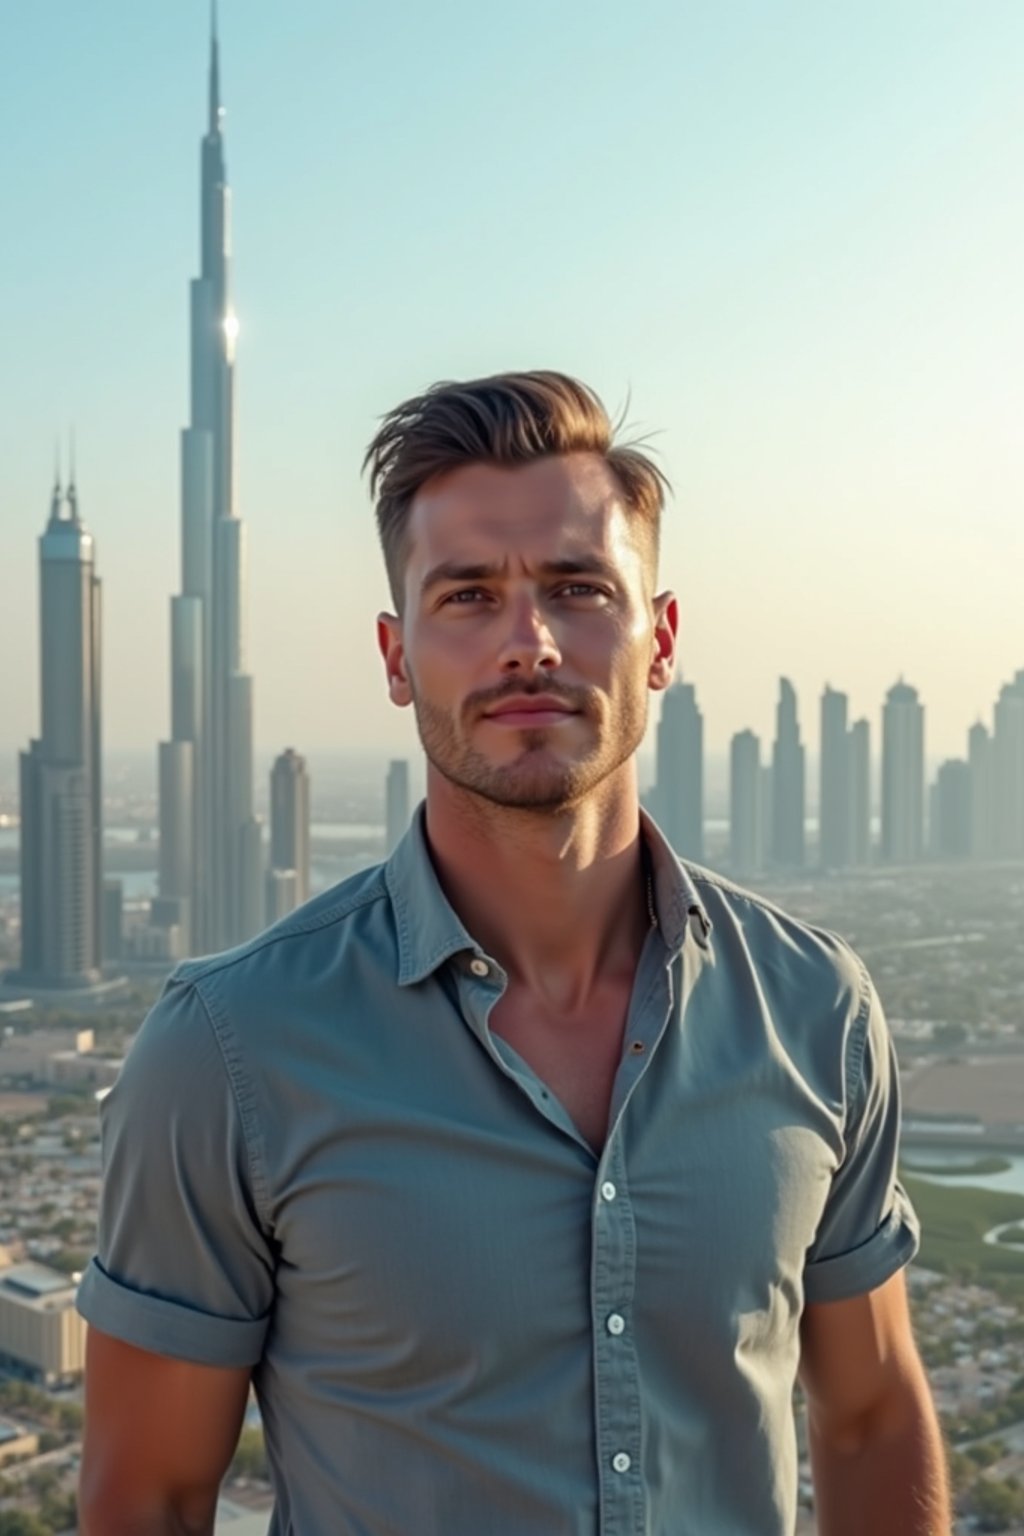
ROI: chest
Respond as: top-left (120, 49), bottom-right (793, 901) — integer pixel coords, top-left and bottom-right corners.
top-left (264, 1007), bottom-right (839, 1389)
top-left (487, 985), bottom-right (633, 1152)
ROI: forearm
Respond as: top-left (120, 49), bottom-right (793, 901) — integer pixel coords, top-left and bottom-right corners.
top-left (78, 1482), bottom-right (217, 1536)
top-left (808, 1387), bottom-right (952, 1536)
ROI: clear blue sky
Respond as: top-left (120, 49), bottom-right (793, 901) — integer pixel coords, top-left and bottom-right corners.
top-left (1, 0), bottom-right (1021, 760)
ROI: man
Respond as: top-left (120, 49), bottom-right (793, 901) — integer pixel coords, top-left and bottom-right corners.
top-left (78, 371), bottom-right (949, 1534)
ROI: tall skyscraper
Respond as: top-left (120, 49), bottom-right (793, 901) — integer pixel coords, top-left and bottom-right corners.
top-left (932, 760), bottom-right (970, 860)
top-left (158, 10), bottom-right (258, 953)
top-left (16, 467), bottom-right (103, 989)
top-left (729, 730), bottom-right (762, 878)
top-left (848, 718), bottom-right (872, 866)
top-left (968, 720), bottom-right (994, 860)
top-left (819, 685), bottom-right (850, 870)
top-left (993, 670), bottom-right (1024, 858)
top-left (770, 678), bottom-right (805, 868)
top-left (653, 678), bottom-right (704, 861)
top-left (267, 749), bottom-right (311, 920)
top-left (881, 679), bottom-right (924, 864)
top-left (386, 760), bottom-right (411, 856)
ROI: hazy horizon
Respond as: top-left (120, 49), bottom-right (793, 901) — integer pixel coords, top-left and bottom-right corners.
top-left (2, 0), bottom-right (1021, 763)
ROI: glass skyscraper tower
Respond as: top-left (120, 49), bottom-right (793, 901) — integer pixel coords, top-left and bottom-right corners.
top-left (158, 8), bottom-right (261, 954)
top-left (17, 468), bottom-right (103, 988)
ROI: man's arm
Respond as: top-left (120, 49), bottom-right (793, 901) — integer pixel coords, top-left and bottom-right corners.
top-left (798, 1268), bottom-right (950, 1536)
top-left (78, 1326), bottom-right (252, 1536)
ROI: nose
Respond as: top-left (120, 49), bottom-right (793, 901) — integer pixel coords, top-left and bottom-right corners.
top-left (497, 590), bottom-right (562, 675)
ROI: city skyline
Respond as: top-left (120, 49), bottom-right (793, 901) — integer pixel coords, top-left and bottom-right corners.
top-left (2, 2), bottom-right (1023, 762)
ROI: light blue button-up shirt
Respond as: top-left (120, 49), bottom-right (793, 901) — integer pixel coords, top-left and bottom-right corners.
top-left (79, 805), bottom-right (919, 1535)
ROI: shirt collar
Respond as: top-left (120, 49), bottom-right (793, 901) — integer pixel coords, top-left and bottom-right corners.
top-left (386, 802), bottom-right (713, 988)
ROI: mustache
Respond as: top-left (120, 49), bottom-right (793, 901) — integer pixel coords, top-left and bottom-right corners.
top-left (468, 681), bottom-right (594, 717)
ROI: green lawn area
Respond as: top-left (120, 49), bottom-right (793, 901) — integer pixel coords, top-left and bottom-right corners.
top-left (903, 1174), bottom-right (1024, 1294)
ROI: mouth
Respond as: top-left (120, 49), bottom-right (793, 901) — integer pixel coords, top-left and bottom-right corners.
top-left (482, 697), bottom-right (579, 727)
top-left (484, 707), bottom-right (577, 726)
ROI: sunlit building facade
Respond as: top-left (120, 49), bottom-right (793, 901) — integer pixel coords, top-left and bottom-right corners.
top-left (818, 685), bottom-right (850, 870)
top-left (267, 748), bottom-right (311, 920)
top-left (881, 679), bottom-right (924, 864)
top-left (653, 678), bottom-right (704, 862)
top-left (993, 670), bottom-right (1024, 859)
top-left (386, 760), bottom-right (411, 856)
top-left (848, 718), bottom-right (872, 866)
top-left (16, 470), bottom-right (103, 989)
top-left (158, 11), bottom-right (259, 953)
top-left (729, 729), bottom-right (762, 878)
top-left (770, 678), bottom-right (805, 868)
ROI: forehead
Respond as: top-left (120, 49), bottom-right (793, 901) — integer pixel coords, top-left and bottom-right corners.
top-left (405, 453), bottom-right (640, 580)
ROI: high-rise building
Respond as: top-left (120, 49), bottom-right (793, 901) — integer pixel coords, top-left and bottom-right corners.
top-left (819, 685), bottom-right (850, 870)
top-left (968, 720), bottom-right (994, 860)
top-left (932, 760), bottom-right (970, 860)
top-left (993, 670), bottom-right (1024, 858)
top-left (881, 680), bottom-right (924, 864)
top-left (267, 749), bottom-right (311, 920)
top-left (653, 678), bottom-right (704, 861)
top-left (729, 730), bottom-right (762, 878)
top-left (16, 468), bottom-right (103, 989)
top-left (158, 10), bottom-right (257, 954)
top-left (266, 869), bottom-right (299, 925)
top-left (102, 880), bottom-right (124, 965)
top-left (848, 718), bottom-right (872, 866)
top-left (770, 678), bottom-right (805, 868)
top-left (386, 760), bottom-right (411, 856)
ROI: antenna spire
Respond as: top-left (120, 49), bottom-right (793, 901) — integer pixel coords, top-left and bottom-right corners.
top-left (66, 428), bottom-right (79, 520)
top-left (208, 0), bottom-right (222, 132)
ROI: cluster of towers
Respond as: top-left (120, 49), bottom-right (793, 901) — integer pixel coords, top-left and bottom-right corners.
top-left (9, 15), bottom-right (1022, 989)
top-left (650, 672), bottom-right (1024, 876)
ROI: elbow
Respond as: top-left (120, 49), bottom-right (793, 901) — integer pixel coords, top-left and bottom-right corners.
top-left (808, 1374), bottom-right (939, 1459)
top-left (78, 1465), bottom-right (216, 1536)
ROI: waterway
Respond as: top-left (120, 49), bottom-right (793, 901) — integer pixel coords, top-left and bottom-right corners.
top-left (903, 1147), bottom-right (1024, 1198)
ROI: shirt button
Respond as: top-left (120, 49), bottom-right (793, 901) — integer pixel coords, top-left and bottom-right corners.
top-left (607, 1313), bottom-right (625, 1336)
top-left (612, 1452), bottom-right (631, 1474)
top-left (600, 1181), bottom-right (617, 1202)
top-left (469, 958), bottom-right (489, 977)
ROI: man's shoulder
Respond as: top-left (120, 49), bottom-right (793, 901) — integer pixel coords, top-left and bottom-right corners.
top-left (169, 860), bottom-right (393, 1001)
top-left (680, 859), bottom-right (869, 1010)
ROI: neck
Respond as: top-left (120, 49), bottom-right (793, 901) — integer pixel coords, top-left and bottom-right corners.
top-left (423, 762), bottom-right (652, 1008)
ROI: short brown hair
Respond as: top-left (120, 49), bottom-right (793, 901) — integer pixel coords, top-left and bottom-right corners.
top-left (363, 370), bottom-right (669, 610)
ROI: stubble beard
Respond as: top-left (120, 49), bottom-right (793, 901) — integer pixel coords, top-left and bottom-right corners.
top-left (410, 683), bottom-right (649, 813)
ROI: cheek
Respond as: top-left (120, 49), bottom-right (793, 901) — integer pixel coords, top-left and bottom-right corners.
top-left (405, 625), bottom-right (480, 700)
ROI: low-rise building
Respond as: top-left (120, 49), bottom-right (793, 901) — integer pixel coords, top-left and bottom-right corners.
top-left (0, 1416), bottom-right (39, 1467)
top-left (0, 1260), bottom-right (86, 1385)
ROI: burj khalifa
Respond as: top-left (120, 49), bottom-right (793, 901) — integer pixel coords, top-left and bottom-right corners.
top-left (158, 7), bottom-right (261, 955)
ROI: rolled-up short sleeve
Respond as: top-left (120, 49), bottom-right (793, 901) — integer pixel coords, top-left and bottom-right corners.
top-left (803, 970), bottom-right (920, 1304)
top-left (76, 973), bottom-right (274, 1366)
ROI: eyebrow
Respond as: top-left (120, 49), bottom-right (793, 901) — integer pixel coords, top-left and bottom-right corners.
top-left (419, 556), bottom-right (620, 596)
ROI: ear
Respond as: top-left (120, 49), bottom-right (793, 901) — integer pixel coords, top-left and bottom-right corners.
top-left (647, 591), bottom-right (679, 694)
top-left (377, 612), bottom-right (413, 708)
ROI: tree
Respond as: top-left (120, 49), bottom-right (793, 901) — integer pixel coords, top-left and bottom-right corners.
top-left (0, 1513), bottom-right (51, 1536)
top-left (974, 1475), bottom-right (1024, 1531)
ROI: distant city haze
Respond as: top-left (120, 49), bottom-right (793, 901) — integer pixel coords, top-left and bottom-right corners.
top-left (2, 1), bottom-right (1021, 763)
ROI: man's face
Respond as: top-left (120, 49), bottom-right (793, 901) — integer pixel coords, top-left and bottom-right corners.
top-left (377, 452), bottom-right (677, 812)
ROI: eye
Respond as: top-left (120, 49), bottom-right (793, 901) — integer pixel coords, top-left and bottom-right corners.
top-left (441, 587), bottom-right (488, 605)
top-left (559, 583), bottom-right (608, 599)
